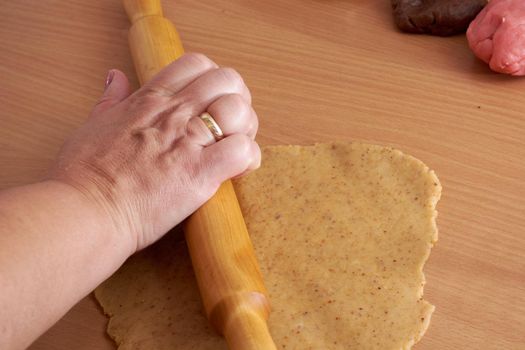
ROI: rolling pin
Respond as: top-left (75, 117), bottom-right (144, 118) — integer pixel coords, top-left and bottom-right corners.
top-left (122, 1), bottom-right (276, 349)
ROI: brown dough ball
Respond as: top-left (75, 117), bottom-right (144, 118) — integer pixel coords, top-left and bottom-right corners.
top-left (392, 0), bottom-right (488, 36)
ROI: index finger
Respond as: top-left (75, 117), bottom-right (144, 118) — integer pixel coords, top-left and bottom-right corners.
top-left (142, 53), bottom-right (218, 97)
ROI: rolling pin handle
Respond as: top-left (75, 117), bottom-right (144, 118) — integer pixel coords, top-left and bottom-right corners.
top-left (123, 0), bottom-right (163, 24)
top-left (224, 310), bottom-right (275, 350)
top-left (210, 292), bottom-right (275, 350)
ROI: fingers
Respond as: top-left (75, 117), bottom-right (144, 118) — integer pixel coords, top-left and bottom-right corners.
top-left (92, 69), bottom-right (131, 114)
top-left (199, 134), bottom-right (261, 184)
top-left (184, 93), bottom-right (258, 146)
top-left (142, 53), bottom-right (218, 97)
top-left (207, 94), bottom-right (258, 139)
top-left (173, 67), bottom-right (252, 118)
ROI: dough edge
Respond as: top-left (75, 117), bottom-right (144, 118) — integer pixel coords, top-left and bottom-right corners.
top-left (95, 141), bottom-right (442, 349)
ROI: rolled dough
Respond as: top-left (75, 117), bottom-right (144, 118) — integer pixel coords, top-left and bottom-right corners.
top-left (95, 142), bottom-right (441, 349)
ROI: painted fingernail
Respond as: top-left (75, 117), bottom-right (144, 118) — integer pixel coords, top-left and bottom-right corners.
top-left (105, 70), bottom-right (115, 90)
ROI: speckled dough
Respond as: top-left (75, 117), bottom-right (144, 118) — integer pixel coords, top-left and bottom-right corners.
top-left (95, 142), bottom-right (441, 350)
top-left (467, 0), bottom-right (525, 75)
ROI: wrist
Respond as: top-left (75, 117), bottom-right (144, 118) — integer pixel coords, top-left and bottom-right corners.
top-left (41, 179), bottom-right (138, 257)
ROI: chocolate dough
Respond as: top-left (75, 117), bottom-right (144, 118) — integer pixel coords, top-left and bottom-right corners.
top-left (392, 0), bottom-right (487, 36)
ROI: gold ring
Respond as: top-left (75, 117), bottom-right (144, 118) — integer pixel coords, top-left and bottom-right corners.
top-left (199, 112), bottom-right (224, 142)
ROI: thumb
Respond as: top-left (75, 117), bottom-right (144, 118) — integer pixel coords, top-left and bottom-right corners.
top-left (93, 69), bottom-right (131, 113)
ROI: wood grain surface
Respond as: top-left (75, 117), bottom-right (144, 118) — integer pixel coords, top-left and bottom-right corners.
top-left (0, 0), bottom-right (524, 349)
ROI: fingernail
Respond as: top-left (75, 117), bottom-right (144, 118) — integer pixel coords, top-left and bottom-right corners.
top-left (105, 70), bottom-right (115, 90)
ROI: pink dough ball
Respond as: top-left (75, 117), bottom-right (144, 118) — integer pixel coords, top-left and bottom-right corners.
top-left (467, 0), bottom-right (525, 76)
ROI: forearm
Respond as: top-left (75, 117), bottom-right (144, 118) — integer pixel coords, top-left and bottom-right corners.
top-left (0, 180), bottom-right (134, 349)
top-left (0, 54), bottom-right (259, 349)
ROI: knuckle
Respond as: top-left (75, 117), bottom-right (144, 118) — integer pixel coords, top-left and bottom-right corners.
top-left (183, 53), bottom-right (216, 71)
top-left (218, 67), bottom-right (244, 87)
top-left (130, 87), bottom-right (164, 106)
top-left (228, 93), bottom-right (249, 111)
top-left (122, 98), bottom-right (159, 125)
top-left (252, 141), bottom-right (261, 162)
top-left (185, 116), bottom-right (209, 140)
top-left (138, 83), bottom-right (173, 98)
top-left (218, 94), bottom-right (250, 120)
top-left (234, 135), bottom-right (254, 160)
top-left (248, 112), bottom-right (259, 134)
top-left (130, 127), bottom-right (163, 147)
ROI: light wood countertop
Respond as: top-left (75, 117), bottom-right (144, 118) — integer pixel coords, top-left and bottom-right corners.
top-left (0, 1), bottom-right (524, 349)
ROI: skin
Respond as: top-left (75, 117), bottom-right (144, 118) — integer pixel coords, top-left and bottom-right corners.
top-left (0, 53), bottom-right (261, 350)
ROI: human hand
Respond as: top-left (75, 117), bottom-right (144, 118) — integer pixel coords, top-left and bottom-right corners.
top-left (48, 53), bottom-right (260, 252)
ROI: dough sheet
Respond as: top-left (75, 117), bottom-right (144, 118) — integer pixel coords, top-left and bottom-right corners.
top-left (95, 142), bottom-right (441, 350)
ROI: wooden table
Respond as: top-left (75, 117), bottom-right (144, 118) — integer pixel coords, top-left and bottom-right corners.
top-left (1, 1), bottom-right (524, 349)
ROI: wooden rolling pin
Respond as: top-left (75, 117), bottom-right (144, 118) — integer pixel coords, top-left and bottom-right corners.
top-left (122, 1), bottom-right (276, 349)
